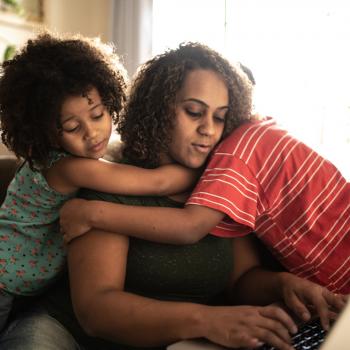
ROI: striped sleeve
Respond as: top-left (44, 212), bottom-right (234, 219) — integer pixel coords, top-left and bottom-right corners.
top-left (187, 153), bottom-right (259, 237)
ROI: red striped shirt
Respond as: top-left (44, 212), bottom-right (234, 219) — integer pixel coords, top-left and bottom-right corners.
top-left (187, 118), bottom-right (350, 293)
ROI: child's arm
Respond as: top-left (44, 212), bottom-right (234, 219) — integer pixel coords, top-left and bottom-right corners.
top-left (60, 198), bottom-right (225, 244)
top-left (45, 157), bottom-right (200, 196)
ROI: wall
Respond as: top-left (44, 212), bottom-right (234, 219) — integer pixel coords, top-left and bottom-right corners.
top-left (0, 10), bottom-right (41, 156)
top-left (43, 0), bottom-right (113, 42)
top-left (0, 11), bottom-right (38, 49)
top-left (0, 0), bottom-right (114, 63)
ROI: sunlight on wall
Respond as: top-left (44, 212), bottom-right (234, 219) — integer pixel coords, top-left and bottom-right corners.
top-left (152, 0), bottom-right (226, 55)
top-left (226, 0), bottom-right (350, 178)
top-left (152, 0), bottom-right (350, 179)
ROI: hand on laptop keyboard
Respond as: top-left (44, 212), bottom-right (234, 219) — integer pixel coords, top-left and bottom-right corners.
top-left (257, 318), bottom-right (327, 350)
top-left (277, 273), bottom-right (346, 331)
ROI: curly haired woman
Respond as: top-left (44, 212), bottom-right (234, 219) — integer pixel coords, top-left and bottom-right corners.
top-left (59, 42), bottom-right (347, 348)
top-left (0, 33), bottom-right (197, 332)
top-left (118, 43), bottom-right (252, 169)
top-left (2, 42), bottom-right (345, 350)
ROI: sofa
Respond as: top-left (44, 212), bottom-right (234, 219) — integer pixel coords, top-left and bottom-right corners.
top-left (0, 155), bottom-right (19, 205)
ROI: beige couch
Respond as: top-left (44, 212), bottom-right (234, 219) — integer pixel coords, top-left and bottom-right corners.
top-left (0, 155), bottom-right (19, 205)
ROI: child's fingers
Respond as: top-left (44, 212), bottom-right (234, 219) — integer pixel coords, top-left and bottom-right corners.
top-left (340, 294), bottom-right (349, 304)
top-left (311, 295), bottom-right (331, 331)
top-left (324, 291), bottom-right (347, 312)
top-left (308, 288), bottom-right (344, 331)
top-left (284, 291), bottom-right (311, 322)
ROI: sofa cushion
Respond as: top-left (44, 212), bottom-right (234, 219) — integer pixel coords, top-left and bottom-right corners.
top-left (0, 155), bottom-right (19, 205)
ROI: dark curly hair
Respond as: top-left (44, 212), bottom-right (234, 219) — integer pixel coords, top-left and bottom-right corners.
top-left (117, 42), bottom-right (253, 168)
top-left (0, 31), bottom-right (127, 169)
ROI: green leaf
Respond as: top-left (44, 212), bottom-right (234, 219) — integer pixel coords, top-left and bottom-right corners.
top-left (2, 0), bottom-right (20, 7)
top-left (1, 0), bottom-right (22, 14)
top-left (3, 45), bottom-right (16, 61)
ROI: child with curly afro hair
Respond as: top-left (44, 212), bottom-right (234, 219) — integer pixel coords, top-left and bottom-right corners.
top-left (0, 32), bottom-right (198, 331)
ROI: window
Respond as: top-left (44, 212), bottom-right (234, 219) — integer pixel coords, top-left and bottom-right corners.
top-left (0, 0), bottom-right (42, 63)
top-left (152, 0), bottom-right (350, 179)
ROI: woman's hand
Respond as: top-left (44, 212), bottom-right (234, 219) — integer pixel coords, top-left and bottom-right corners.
top-left (278, 272), bottom-right (347, 330)
top-left (202, 304), bottom-right (296, 349)
top-left (60, 198), bottom-right (93, 243)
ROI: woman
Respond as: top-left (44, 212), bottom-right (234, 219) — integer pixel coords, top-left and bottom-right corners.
top-left (0, 43), bottom-right (333, 350)
top-left (67, 43), bottom-right (303, 350)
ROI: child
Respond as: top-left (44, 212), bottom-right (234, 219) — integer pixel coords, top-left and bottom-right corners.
top-left (60, 63), bottom-right (350, 297)
top-left (0, 33), bottom-right (197, 331)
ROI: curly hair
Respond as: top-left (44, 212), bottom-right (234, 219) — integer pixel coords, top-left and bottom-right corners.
top-left (0, 31), bottom-right (127, 169)
top-left (117, 42), bottom-right (253, 168)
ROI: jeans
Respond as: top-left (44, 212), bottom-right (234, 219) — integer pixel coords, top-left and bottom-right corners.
top-left (0, 289), bottom-right (13, 332)
top-left (0, 308), bottom-right (83, 350)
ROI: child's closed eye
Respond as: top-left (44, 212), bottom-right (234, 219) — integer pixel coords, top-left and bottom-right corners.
top-left (92, 112), bottom-right (104, 120)
top-left (63, 125), bottom-right (79, 133)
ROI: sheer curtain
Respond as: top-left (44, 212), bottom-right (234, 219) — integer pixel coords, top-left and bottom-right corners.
top-left (109, 0), bottom-right (153, 142)
top-left (110, 0), bottom-right (153, 76)
top-left (152, 0), bottom-right (350, 179)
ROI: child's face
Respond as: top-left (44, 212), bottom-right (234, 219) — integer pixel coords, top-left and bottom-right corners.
top-left (59, 87), bottom-right (112, 159)
top-left (161, 69), bottom-right (228, 168)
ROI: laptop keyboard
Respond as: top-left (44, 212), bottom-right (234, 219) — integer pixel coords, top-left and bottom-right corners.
top-left (258, 318), bottom-right (327, 350)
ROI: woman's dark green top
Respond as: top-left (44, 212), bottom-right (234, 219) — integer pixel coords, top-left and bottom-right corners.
top-left (40, 186), bottom-right (234, 350)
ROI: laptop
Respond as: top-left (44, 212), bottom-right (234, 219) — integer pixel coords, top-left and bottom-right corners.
top-left (167, 300), bottom-right (350, 350)
top-left (320, 298), bottom-right (350, 350)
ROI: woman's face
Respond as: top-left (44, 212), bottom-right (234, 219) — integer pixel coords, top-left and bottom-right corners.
top-left (162, 69), bottom-right (229, 168)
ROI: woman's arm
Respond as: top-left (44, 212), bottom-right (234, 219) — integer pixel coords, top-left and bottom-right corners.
top-left (45, 157), bottom-right (199, 196)
top-left (60, 199), bottom-right (224, 244)
top-left (68, 229), bottom-right (205, 346)
top-left (67, 229), bottom-right (295, 349)
top-left (62, 199), bottom-right (347, 332)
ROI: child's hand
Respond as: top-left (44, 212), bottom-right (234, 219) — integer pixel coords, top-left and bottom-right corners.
top-left (278, 272), bottom-right (346, 330)
top-left (60, 198), bottom-right (92, 243)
